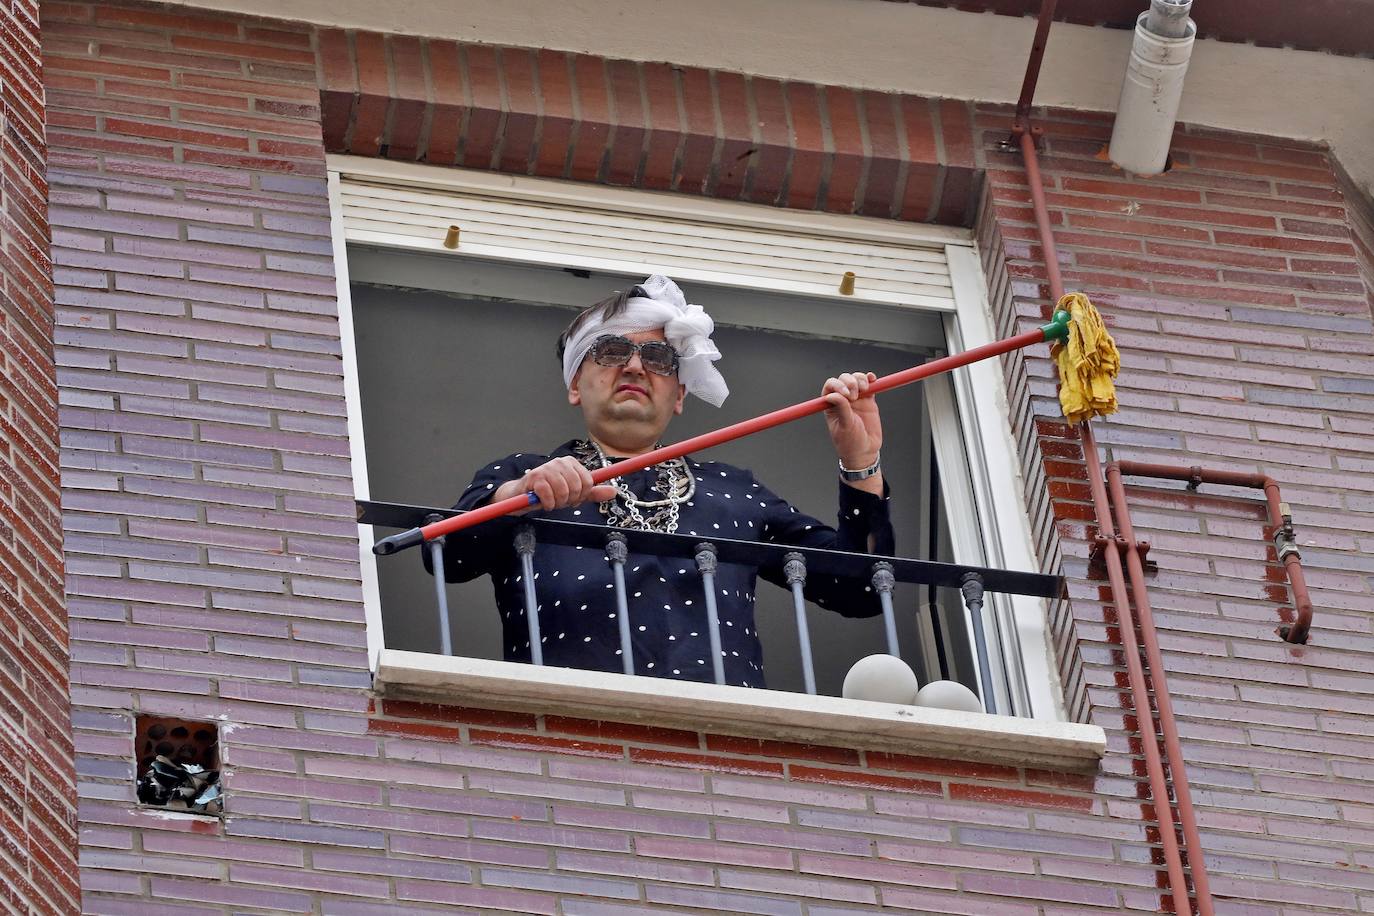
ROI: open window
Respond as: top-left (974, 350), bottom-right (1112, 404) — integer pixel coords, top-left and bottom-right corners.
top-left (329, 156), bottom-right (1062, 722)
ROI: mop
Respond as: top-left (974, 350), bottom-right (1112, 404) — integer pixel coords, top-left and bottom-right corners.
top-left (374, 293), bottom-right (1118, 555)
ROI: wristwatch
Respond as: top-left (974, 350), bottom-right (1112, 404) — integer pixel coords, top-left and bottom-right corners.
top-left (839, 452), bottom-right (881, 481)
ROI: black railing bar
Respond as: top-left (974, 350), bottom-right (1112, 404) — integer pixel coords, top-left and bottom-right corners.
top-left (358, 500), bottom-right (1062, 600)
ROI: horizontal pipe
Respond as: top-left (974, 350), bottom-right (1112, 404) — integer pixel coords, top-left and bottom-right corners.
top-left (1112, 460), bottom-right (1313, 643)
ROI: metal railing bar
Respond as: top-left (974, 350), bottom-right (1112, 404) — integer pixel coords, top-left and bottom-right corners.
top-left (871, 561), bottom-right (900, 657)
top-left (606, 531), bottom-right (635, 675)
top-left (514, 524), bottom-right (543, 666)
top-left (423, 513), bottom-right (454, 657)
top-left (694, 542), bottom-right (727, 686)
top-left (961, 571), bottom-right (997, 715)
top-left (784, 552), bottom-right (817, 695)
top-left (359, 500), bottom-right (1061, 599)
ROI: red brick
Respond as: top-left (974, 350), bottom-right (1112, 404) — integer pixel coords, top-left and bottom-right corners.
top-left (385, 35), bottom-right (427, 160)
top-left (867, 753), bottom-right (1020, 782)
top-left (94, 5), bottom-right (239, 37)
top-left (785, 81), bottom-right (824, 210)
top-left (497, 47), bottom-right (538, 175)
top-left (366, 718), bottom-right (461, 741)
top-left (713, 70), bottom-right (751, 201)
top-left (1213, 229), bottom-right (1356, 256)
top-left (424, 40), bottom-right (463, 165)
top-left (705, 734), bottom-right (859, 766)
top-left (824, 86), bottom-right (864, 213)
top-left (738, 76), bottom-right (786, 204)
top-left (469, 728), bottom-right (623, 759)
top-left (379, 699), bottom-right (537, 729)
top-left (568, 54), bottom-right (610, 182)
top-left (349, 31), bottom-right (387, 157)
top-left (244, 26), bottom-right (311, 48)
top-left (102, 117), bottom-right (249, 150)
top-left (860, 91), bottom-right (900, 218)
top-left (605, 59), bottom-right (646, 187)
top-left (543, 715), bottom-right (698, 748)
top-left (937, 98), bottom-right (976, 168)
top-left (171, 34), bottom-right (315, 67)
top-left (677, 66), bottom-right (717, 195)
top-left (640, 62), bottom-right (681, 192)
top-left (628, 747), bottom-right (785, 777)
top-left (44, 55), bottom-right (170, 83)
top-left (1190, 154), bottom-right (1336, 186)
top-left (790, 765), bottom-right (943, 795)
top-left (533, 49), bottom-right (575, 180)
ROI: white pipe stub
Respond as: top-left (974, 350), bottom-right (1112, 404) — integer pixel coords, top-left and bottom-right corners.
top-left (1107, 2), bottom-right (1196, 176)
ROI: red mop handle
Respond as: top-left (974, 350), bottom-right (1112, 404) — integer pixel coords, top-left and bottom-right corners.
top-left (373, 315), bottom-right (1068, 555)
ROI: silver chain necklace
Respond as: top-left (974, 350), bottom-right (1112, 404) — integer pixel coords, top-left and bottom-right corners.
top-left (575, 439), bottom-right (696, 534)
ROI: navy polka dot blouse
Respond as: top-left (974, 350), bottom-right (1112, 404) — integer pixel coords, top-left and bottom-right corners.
top-left (426, 440), bottom-right (895, 688)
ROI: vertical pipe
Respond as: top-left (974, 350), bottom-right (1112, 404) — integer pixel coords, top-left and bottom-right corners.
top-left (959, 572), bottom-right (998, 715)
top-left (1017, 9), bottom-right (1206, 908)
top-left (1108, 466), bottom-right (1214, 913)
top-left (514, 525), bottom-right (543, 666)
top-left (1082, 425), bottom-right (1194, 913)
top-left (870, 561), bottom-right (900, 658)
top-left (1014, 0), bottom-right (1061, 124)
top-left (606, 531), bottom-right (635, 675)
top-left (1018, 129), bottom-right (1064, 301)
top-left (695, 543), bottom-right (727, 686)
top-left (783, 552), bottom-right (817, 695)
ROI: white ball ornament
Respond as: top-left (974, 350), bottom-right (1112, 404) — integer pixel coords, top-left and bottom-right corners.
top-left (913, 679), bottom-right (984, 714)
top-left (841, 654), bottom-right (919, 705)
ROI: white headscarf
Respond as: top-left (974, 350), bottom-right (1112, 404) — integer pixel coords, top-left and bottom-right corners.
top-left (561, 275), bottom-right (729, 407)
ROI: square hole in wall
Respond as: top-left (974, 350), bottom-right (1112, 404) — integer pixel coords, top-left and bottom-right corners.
top-left (134, 715), bottom-right (222, 815)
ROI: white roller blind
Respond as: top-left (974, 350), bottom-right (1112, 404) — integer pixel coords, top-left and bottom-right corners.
top-left (332, 157), bottom-right (965, 313)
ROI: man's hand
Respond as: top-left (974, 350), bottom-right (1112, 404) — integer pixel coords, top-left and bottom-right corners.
top-left (492, 456), bottom-right (618, 513)
top-left (822, 371), bottom-right (884, 494)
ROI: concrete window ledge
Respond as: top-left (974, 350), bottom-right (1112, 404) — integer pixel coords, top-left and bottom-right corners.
top-left (375, 650), bottom-right (1106, 772)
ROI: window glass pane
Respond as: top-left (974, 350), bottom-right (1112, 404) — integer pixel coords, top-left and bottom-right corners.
top-left (353, 261), bottom-right (974, 696)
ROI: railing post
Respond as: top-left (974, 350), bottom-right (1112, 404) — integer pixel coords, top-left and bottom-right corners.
top-left (514, 524), bottom-right (543, 666)
top-left (870, 561), bottom-right (900, 658)
top-left (423, 513), bottom-right (453, 657)
top-left (606, 531), bottom-right (635, 675)
top-left (961, 571), bottom-right (997, 715)
top-left (695, 542), bottom-right (726, 686)
top-left (784, 552), bottom-right (817, 695)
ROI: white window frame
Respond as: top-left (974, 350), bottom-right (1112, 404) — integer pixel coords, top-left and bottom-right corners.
top-left (328, 155), bottom-right (1068, 727)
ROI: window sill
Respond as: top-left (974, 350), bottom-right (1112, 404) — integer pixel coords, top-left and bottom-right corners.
top-left (374, 650), bottom-right (1105, 771)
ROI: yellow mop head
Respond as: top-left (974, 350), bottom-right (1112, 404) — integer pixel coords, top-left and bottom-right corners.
top-left (1052, 292), bottom-right (1119, 423)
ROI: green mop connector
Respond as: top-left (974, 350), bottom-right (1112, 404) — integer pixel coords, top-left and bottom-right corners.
top-left (1040, 309), bottom-right (1071, 342)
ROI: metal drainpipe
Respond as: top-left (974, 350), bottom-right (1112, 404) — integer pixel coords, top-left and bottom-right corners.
top-left (1081, 427), bottom-right (1197, 912)
top-left (1012, 3), bottom-right (1213, 912)
top-left (1104, 461), bottom-right (1216, 912)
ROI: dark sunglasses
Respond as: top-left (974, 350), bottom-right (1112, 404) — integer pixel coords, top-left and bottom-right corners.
top-left (588, 335), bottom-right (680, 376)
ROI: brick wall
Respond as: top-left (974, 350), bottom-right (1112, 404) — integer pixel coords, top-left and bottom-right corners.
top-left (41, 1), bottom-right (1374, 913)
top-left (980, 111), bottom-right (1374, 912)
top-left (0, 2), bottom-right (80, 912)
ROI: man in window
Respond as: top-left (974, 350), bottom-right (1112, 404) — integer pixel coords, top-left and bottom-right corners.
top-left (429, 275), bottom-right (894, 688)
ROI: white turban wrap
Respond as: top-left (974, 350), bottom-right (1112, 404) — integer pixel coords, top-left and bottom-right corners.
top-left (561, 275), bottom-right (729, 407)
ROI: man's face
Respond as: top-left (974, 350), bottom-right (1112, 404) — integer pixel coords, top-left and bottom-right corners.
top-left (569, 329), bottom-right (687, 445)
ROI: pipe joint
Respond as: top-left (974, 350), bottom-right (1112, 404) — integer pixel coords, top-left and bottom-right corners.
top-left (1273, 524), bottom-right (1301, 562)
